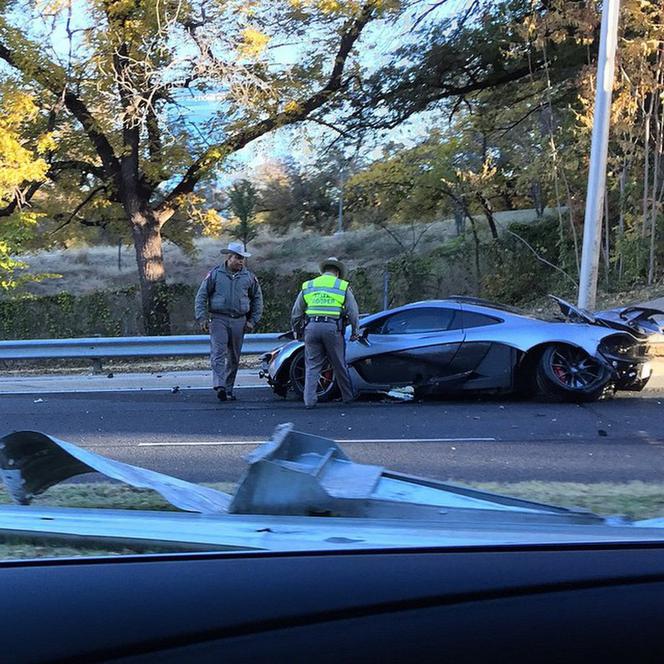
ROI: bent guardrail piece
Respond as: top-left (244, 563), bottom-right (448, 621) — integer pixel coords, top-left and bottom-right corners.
top-left (1, 424), bottom-right (603, 525)
top-left (228, 424), bottom-right (603, 525)
top-left (0, 431), bottom-right (231, 513)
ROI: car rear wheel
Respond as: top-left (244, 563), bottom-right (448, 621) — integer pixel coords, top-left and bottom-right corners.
top-left (536, 344), bottom-right (613, 402)
top-left (288, 351), bottom-right (339, 402)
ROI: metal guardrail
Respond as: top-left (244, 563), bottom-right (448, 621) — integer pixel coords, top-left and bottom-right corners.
top-left (0, 334), bottom-right (283, 362)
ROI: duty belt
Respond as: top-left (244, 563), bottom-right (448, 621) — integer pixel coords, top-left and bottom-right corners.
top-left (308, 315), bottom-right (340, 323)
top-left (211, 311), bottom-right (245, 319)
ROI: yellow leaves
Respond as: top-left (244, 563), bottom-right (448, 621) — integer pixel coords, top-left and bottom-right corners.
top-left (200, 209), bottom-right (224, 237)
top-left (185, 196), bottom-right (225, 237)
top-left (35, 0), bottom-right (71, 12)
top-left (239, 27), bottom-right (270, 58)
top-left (317, 0), bottom-right (347, 12)
top-left (549, 30), bottom-right (568, 45)
top-left (36, 132), bottom-right (57, 154)
top-left (0, 209), bottom-right (43, 291)
top-left (283, 99), bottom-right (301, 114)
top-left (522, 15), bottom-right (538, 38)
top-left (289, 0), bottom-right (398, 16)
top-left (105, 0), bottom-right (137, 18)
top-left (456, 158), bottom-right (497, 189)
top-left (0, 90), bottom-right (39, 128)
top-left (290, 0), bottom-right (343, 12)
top-left (0, 88), bottom-right (49, 203)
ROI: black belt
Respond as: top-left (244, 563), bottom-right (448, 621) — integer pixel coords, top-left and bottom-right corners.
top-left (211, 312), bottom-right (245, 319)
top-left (308, 316), bottom-right (340, 323)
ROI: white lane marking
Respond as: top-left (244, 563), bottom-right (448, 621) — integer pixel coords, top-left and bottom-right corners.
top-left (137, 437), bottom-right (496, 447)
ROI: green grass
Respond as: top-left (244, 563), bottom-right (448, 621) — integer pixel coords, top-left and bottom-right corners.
top-left (2, 480), bottom-right (664, 559)
top-left (0, 481), bottom-right (235, 510)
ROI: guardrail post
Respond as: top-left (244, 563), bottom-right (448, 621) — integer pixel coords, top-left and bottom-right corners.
top-left (91, 358), bottom-right (104, 374)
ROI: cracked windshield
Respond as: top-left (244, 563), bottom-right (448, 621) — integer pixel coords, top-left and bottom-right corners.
top-left (0, 0), bottom-right (663, 562)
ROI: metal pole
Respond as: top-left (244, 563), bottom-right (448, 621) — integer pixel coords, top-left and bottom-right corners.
top-left (118, 238), bottom-right (122, 272)
top-left (577, 0), bottom-right (621, 310)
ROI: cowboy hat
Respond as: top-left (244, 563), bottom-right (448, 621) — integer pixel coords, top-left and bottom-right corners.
top-left (319, 256), bottom-right (346, 279)
top-left (220, 241), bottom-right (251, 258)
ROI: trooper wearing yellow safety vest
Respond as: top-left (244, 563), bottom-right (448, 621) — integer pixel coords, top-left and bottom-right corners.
top-left (291, 256), bottom-right (360, 408)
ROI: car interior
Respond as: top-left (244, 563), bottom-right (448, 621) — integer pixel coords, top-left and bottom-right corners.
top-left (3, 543), bottom-right (664, 662)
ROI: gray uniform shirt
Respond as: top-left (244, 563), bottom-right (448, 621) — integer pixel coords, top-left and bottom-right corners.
top-left (195, 263), bottom-right (263, 325)
top-left (291, 277), bottom-right (360, 336)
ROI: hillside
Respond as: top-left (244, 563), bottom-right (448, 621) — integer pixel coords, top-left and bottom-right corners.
top-left (17, 210), bottom-right (554, 297)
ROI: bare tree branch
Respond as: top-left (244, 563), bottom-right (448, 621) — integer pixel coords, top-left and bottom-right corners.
top-left (156, 2), bottom-right (376, 219)
top-left (505, 228), bottom-right (578, 288)
top-left (50, 186), bottom-right (108, 235)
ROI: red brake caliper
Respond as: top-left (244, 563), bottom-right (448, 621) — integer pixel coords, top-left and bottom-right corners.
top-left (320, 369), bottom-right (333, 386)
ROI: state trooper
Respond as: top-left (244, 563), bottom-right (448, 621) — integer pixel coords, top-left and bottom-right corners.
top-left (291, 256), bottom-right (360, 408)
top-left (195, 241), bottom-right (263, 401)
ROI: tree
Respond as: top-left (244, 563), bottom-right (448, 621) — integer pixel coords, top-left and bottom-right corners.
top-left (340, 0), bottom-right (589, 136)
top-left (227, 179), bottom-right (258, 250)
top-left (0, 0), bottom-right (394, 333)
top-left (0, 85), bottom-right (51, 290)
top-left (257, 158), bottom-right (340, 234)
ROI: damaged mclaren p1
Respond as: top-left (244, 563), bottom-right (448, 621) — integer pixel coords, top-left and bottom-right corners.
top-left (260, 296), bottom-right (664, 403)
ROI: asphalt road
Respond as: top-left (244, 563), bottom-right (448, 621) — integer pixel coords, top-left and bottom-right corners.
top-left (1, 385), bottom-right (664, 483)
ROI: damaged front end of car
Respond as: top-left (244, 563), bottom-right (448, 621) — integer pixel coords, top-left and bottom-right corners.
top-left (259, 338), bottom-right (303, 398)
top-left (596, 333), bottom-right (654, 391)
top-left (552, 296), bottom-right (664, 391)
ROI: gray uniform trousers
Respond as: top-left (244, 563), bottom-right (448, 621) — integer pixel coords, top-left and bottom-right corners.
top-left (209, 314), bottom-right (246, 394)
top-left (303, 320), bottom-right (355, 407)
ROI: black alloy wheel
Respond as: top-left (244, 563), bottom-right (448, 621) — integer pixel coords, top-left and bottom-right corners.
top-left (536, 344), bottom-right (613, 402)
top-left (288, 351), bottom-right (340, 401)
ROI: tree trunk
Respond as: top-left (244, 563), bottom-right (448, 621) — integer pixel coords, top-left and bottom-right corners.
top-left (476, 194), bottom-right (499, 239)
top-left (130, 209), bottom-right (171, 335)
top-left (463, 202), bottom-right (482, 290)
top-left (601, 188), bottom-right (610, 288)
top-left (453, 200), bottom-right (465, 236)
top-left (531, 181), bottom-right (545, 218)
top-left (617, 162), bottom-right (627, 282)
top-left (648, 109), bottom-right (662, 285)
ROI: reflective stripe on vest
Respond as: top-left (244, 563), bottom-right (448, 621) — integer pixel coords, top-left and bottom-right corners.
top-left (302, 275), bottom-right (349, 318)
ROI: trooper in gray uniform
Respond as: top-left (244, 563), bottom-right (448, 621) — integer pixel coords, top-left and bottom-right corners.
top-left (195, 242), bottom-right (263, 401)
top-left (291, 256), bottom-right (359, 408)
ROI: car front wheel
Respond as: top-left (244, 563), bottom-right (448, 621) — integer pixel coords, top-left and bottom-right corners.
top-left (536, 344), bottom-right (613, 402)
top-left (288, 351), bottom-right (340, 401)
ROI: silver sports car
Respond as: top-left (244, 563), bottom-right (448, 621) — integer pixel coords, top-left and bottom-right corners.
top-left (260, 296), bottom-right (664, 402)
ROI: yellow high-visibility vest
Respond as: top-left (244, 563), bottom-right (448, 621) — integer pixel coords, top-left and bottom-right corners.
top-left (302, 274), bottom-right (349, 318)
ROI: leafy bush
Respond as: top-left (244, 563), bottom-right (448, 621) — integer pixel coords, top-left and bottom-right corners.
top-left (482, 219), bottom-right (577, 304)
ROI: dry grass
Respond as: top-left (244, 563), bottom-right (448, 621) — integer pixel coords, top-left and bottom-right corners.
top-left (16, 209), bottom-right (553, 297)
top-left (468, 481), bottom-right (664, 520)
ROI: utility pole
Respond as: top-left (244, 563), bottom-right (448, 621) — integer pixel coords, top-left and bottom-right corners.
top-left (577, 0), bottom-right (621, 310)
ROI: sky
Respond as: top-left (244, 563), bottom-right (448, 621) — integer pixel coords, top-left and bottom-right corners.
top-left (3, 0), bottom-right (477, 183)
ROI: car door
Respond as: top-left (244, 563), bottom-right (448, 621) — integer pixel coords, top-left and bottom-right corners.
top-left (348, 305), bottom-right (465, 387)
top-left (446, 309), bottom-right (516, 390)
